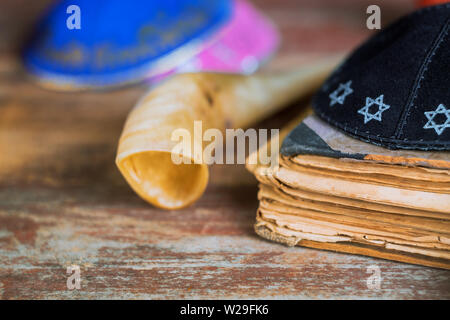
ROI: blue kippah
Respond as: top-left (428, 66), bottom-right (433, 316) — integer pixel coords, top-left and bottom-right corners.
top-left (23, 0), bottom-right (231, 89)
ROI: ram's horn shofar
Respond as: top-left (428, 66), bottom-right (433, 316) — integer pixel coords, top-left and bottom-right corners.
top-left (116, 55), bottom-right (343, 209)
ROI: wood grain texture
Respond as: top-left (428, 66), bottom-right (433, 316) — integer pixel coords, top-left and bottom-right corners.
top-left (1, 0), bottom-right (449, 299)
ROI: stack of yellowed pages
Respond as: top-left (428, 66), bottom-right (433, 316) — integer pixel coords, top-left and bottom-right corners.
top-left (247, 114), bottom-right (450, 269)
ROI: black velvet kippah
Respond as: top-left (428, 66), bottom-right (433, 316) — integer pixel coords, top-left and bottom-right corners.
top-left (312, 4), bottom-right (450, 150)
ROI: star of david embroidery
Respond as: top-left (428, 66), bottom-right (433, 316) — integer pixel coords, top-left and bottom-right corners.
top-left (423, 104), bottom-right (450, 136)
top-left (357, 94), bottom-right (390, 124)
top-left (329, 80), bottom-right (353, 106)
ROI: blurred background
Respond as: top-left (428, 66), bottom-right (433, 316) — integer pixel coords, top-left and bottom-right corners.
top-left (0, 0), bottom-right (417, 186)
top-left (1, 0), bottom-right (415, 78)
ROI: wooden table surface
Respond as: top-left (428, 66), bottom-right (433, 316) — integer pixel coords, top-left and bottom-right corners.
top-left (1, 0), bottom-right (449, 299)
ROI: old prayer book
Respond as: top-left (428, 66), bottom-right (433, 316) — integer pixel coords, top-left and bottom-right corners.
top-left (246, 4), bottom-right (450, 269)
top-left (247, 114), bottom-right (450, 269)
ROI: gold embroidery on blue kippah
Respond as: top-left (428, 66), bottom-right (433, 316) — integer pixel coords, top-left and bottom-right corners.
top-left (423, 104), bottom-right (450, 135)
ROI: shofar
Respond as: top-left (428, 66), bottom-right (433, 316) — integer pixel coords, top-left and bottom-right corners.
top-left (116, 56), bottom-right (342, 209)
